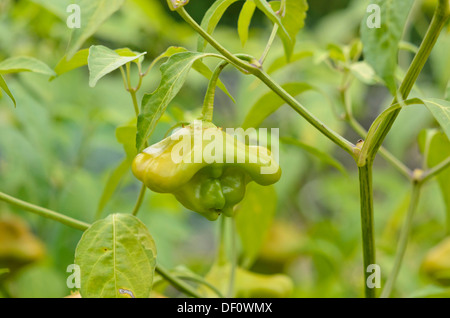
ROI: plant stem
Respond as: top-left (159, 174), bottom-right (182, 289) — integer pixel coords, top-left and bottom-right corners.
top-left (155, 265), bottom-right (203, 298)
top-left (358, 164), bottom-right (376, 298)
top-left (177, 7), bottom-right (255, 72)
top-left (348, 117), bottom-right (412, 180)
top-left (420, 156), bottom-right (450, 183)
top-left (201, 60), bottom-right (229, 122)
top-left (254, 69), bottom-right (356, 157)
top-left (175, 275), bottom-right (224, 298)
top-left (227, 217), bottom-right (237, 298)
top-left (131, 184), bottom-right (146, 216)
top-left (0, 191), bottom-right (90, 231)
top-left (130, 90), bottom-right (140, 117)
top-left (119, 66), bottom-right (128, 91)
top-left (338, 73), bottom-right (412, 179)
top-left (217, 216), bottom-right (227, 265)
top-left (360, 4), bottom-right (450, 163)
top-left (380, 182), bottom-right (422, 298)
top-left (259, 24), bottom-right (279, 65)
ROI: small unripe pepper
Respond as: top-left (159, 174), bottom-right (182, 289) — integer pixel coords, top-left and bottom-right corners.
top-left (132, 121), bottom-right (281, 220)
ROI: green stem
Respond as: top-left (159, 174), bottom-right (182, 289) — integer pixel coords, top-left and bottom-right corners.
top-left (360, 4), bottom-right (450, 163)
top-left (339, 70), bottom-right (412, 179)
top-left (259, 24), bottom-right (279, 65)
top-left (177, 7), bottom-right (255, 72)
top-left (201, 61), bottom-right (229, 122)
top-left (126, 62), bottom-right (132, 90)
top-left (0, 191), bottom-right (90, 231)
top-left (254, 69), bottom-right (356, 157)
top-left (119, 66), bottom-right (128, 91)
top-left (348, 117), bottom-right (412, 180)
top-left (130, 90), bottom-right (140, 117)
top-left (217, 216), bottom-right (227, 265)
top-left (175, 275), bottom-right (224, 298)
top-left (227, 217), bottom-right (237, 298)
top-left (259, 0), bottom-right (285, 65)
top-left (420, 156), bottom-right (450, 183)
top-left (380, 182), bottom-right (422, 298)
top-left (131, 184), bottom-right (146, 216)
top-left (155, 265), bottom-right (203, 298)
top-left (358, 164), bottom-right (376, 298)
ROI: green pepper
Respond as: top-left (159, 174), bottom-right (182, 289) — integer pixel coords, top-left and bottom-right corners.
top-left (132, 121), bottom-right (281, 220)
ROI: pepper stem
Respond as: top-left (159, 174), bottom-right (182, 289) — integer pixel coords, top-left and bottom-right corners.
top-left (201, 60), bottom-right (229, 122)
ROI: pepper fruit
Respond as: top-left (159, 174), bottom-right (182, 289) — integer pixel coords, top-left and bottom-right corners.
top-left (421, 237), bottom-right (450, 286)
top-left (132, 121), bottom-right (281, 220)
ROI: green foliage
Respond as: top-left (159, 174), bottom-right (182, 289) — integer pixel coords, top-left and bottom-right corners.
top-left (360, 0), bottom-right (415, 94)
top-left (198, 0), bottom-right (240, 52)
top-left (75, 213), bottom-right (157, 298)
top-left (1, 0), bottom-right (450, 299)
top-left (238, 0), bottom-right (257, 47)
top-left (87, 45), bottom-right (146, 87)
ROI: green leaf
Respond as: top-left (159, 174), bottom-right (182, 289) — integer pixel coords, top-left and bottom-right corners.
top-left (136, 52), bottom-right (221, 152)
top-left (281, 137), bottom-right (346, 173)
top-left (254, 0), bottom-right (292, 60)
top-left (0, 75), bottom-right (16, 107)
top-left (360, 0), bottom-right (415, 94)
top-left (349, 61), bottom-right (380, 85)
top-left (418, 129), bottom-right (450, 232)
top-left (149, 47), bottom-right (234, 102)
top-left (423, 98), bottom-right (450, 140)
top-left (66, 0), bottom-right (126, 59)
top-left (266, 50), bottom-right (313, 74)
top-left (75, 214), bottom-right (157, 298)
top-left (0, 56), bottom-right (55, 76)
top-left (53, 49), bottom-right (90, 78)
top-left (242, 82), bottom-right (315, 129)
top-left (53, 48), bottom-right (144, 80)
top-left (235, 183), bottom-right (277, 267)
top-left (327, 43), bottom-right (347, 63)
top-left (280, 0), bottom-right (308, 59)
top-left (197, 0), bottom-right (240, 52)
top-left (238, 0), bottom-right (257, 47)
top-left (88, 45), bottom-right (146, 87)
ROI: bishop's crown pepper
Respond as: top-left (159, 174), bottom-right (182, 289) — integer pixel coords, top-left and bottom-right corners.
top-left (132, 121), bottom-right (281, 220)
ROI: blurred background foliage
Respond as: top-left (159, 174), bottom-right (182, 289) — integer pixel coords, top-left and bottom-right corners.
top-left (0, 0), bottom-right (449, 297)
